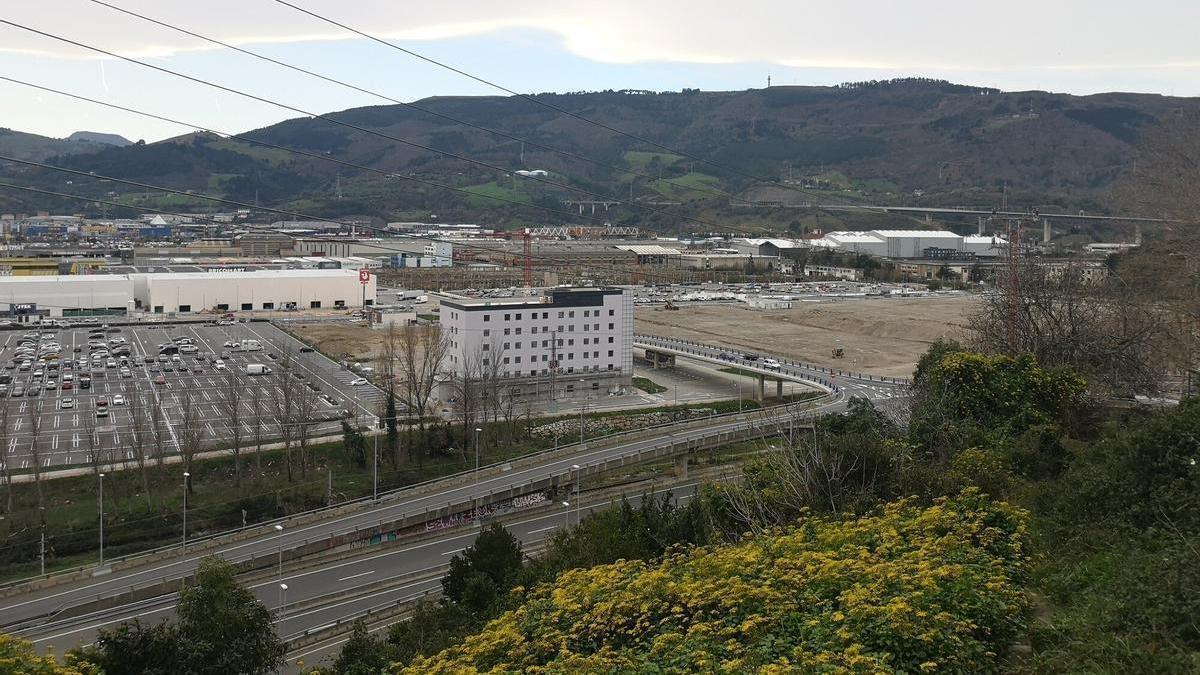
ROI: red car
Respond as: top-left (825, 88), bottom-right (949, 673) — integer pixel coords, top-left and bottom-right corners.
top-left (154, 375), bottom-right (166, 385)
top-left (95, 396), bottom-right (108, 407)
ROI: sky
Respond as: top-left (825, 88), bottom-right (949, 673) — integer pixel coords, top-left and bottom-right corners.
top-left (3, 0), bottom-right (1199, 142)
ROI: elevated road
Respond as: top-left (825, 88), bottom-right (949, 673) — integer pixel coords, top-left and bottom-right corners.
top-left (2, 338), bottom-right (911, 654)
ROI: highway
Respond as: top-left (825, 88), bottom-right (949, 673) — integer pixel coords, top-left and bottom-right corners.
top-left (2, 335), bottom-right (908, 657)
top-left (18, 482), bottom-right (706, 665)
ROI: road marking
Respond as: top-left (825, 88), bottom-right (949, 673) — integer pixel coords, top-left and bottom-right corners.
top-left (51, 435), bottom-right (58, 450)
top-left (72, 433), bottom-right (80, 448)
top-left (336, 570), bottom-right (375, 582)
top-left (529, 525), bottom-right (557, 534)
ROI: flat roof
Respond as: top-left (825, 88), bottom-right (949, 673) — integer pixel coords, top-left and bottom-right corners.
top-left (136, 269), bottom-right (359, 282)
top-left (870, 230), bottom-right (961, 238)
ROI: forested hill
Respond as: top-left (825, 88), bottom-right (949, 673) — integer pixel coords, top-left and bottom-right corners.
top-left (2, 79), bottom-right (1192, 227)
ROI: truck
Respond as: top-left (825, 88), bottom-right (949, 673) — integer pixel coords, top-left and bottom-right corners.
top-left (245, 363), bottom-right (273, 376)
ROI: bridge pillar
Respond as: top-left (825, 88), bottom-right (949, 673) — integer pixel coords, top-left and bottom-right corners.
top-left (756, 374), bottom-right (765, 402)
top-left (673, 453), bottom-right (689, 478)
top-left (776, 378), bottom-right (783, 399)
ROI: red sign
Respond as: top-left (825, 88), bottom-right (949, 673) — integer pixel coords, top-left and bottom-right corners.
top-left (358, 268), bottom-right (371, 284)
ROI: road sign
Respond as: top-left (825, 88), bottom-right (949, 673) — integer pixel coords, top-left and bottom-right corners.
top-left (358, 268), bottom-right (371, 284)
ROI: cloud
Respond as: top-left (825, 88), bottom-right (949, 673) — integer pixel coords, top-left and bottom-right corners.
top-left (6, 0), bottom-right (1199, 76)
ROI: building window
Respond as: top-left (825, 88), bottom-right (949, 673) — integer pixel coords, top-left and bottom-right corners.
top-left (483, 314), bottom-right (491, 322)
top-left (504, 328), bottom-right (511, 336)
top-left (594, 324), bottom-right (600, 331)
top-left (178, 305), bottom-right (191, 313)
top-left (609, 309), bottom-right (615, 316)
top-left (568, 339), bottom-right (574, 346)
top-left (608, 363), bottom-right (614, 370)
top-left (483, 358), bottom-right (489, 365)
top-left (542, 312), bottom-right (549, 319)
top-left (608, 323), bottom-right (614, 330)
top-left (569, 311), bottom-right (575, 318)
top-left (504, 314), bottom-right (511, 321)
top-left (557, 311), bottom-right (564, 319)
top-left (482, 344), bottom-right (490, 351)
top-left (310, 301), bottom-right (321, 309)
top-left (582, 324), bottom-right (588, 332)
top-left (542, 354), bottom-right (548, 361)
top-left (568, 352), bottom-right (574, 360)
top-left (608, 350), bottom-right (614, 357)
top-left (594, 351), bottom-right (599, 358)
top-left (514, 356), bottom-right (521, 363)
top-left (531, 370), bottom-right (538, 376)
top-left (334, 300), bottom-right (346, 308)
top-left (504, 342), bottom-right (510, 350)
top-left (503, 357), bottom-right (510, 364)
top-left (483, 329), bottom-right (490, 337)
top-left (567, 367), bottom-right (574, 374)
top-left (569, 325), bottom-right (574, 332)
top-left (515, 327), bottom-right (521, 335)
top-left (516, 313), bottom-right (522, 320)
top-left (263, 302), bottom-right (274, 310)
top-left (154, 306), bottom-right (164, 313)
top-left (608, 337), bottom-right (614, 343)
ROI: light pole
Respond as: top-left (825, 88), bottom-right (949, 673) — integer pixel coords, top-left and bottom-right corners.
top-left (571, 464), bottom-right (581, 526)
top-left (98, 472), bottom-right (105, 566)
top-left (274, 524), bottom-right (284, 581)
top-left (278, 582), bottom-right (288, 637)
top-left (736, 379), bottom-right (742, 413)
top-left (578, 379), bottom-right (586, 446)
top-left (561, 500), bottom-right (570, 529)
top-left (473, 427), bottom-right (483, 483)
top-left (372, 430), bottom-right (378, 501)
top-left (181, 471), bottom-right (190, 551)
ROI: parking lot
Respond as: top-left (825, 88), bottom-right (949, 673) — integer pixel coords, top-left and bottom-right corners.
top-left (0, 321), bottom-right (385, 471)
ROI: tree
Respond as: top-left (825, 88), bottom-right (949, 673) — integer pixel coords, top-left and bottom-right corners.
top-left (0, 632), bottom-right (98, 675)
top-left (220, 367), bottom-right (245, 488)
top-left (0, 396), bottom-right (12, 514)
top-left (397, 325), bottom-right (448, 462)
top-left (175, 556), bottom-right (286, 674)
top-left (73, 556), bottom-right (285, 675)
top-left (125, 381), bottom-right (152, 511)
top-left (331, 619), bottom-right (393, 675)
top-left (442, 522), bottom-right (524, 612)
top-left (71, 619), bottom-right (185, 675)
top-left (26, 401), bottom-right (44, 516)
top-left (341, 420), bottom-right (367, 469)
top-left (249, 382), bottom-right (265, 475)
top-left (379, 324), bottom-right (401, 467)
top-left (271, 348), bottom-right (299, 482)
top-left (178, 392), bottom-right (204, 495)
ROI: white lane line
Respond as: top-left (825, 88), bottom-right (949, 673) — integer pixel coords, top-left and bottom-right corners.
top-left (529, 525), bottom-right (557, 534)
top-left (336, 570), bottom-right (375, 583)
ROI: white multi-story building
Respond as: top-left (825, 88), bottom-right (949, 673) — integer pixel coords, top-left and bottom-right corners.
top-left (440, 287), bottom-right (633, 401)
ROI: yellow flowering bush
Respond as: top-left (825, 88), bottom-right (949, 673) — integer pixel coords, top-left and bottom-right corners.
top-left (398, 489), bottom-right (1030, 674)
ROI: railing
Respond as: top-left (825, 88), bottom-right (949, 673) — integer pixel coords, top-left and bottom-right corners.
top-left (634, 333), bottom-right (912, 385)
top-left (0, 392), bottom-right (837, 598)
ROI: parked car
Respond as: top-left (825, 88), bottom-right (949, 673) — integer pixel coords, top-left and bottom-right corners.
top-left (60, 397), bottom-right (74, 409)
top-left (112, 394), bottom-right (126, 406)
top-left (154, 375), bottom-right (166, 385)
top-left (349, 377), bottom-right (369, 386)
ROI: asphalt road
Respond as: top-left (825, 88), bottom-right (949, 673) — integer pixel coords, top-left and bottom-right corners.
top-left (19, 483), bottom-right (704, 661)
top-left (0, 322), bottom-right (384, 470)
top-left (0, 391), bottom-right (841, 634)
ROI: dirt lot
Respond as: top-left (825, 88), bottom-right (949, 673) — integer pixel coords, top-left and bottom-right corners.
top-left (636, 295), bottom-right (979, 377)
top-left (290, 323), bottom-right (383, 362)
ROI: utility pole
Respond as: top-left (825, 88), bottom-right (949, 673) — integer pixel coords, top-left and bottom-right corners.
top-left (98, 472), bottom-right (105, 566)
top-left (181, 471), bottom-right (190, 551)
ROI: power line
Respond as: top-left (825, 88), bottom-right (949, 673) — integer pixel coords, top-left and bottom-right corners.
top-left (0, 19), bottom-right (760, 237)
top-left (272, 0), bottom-right (872, 209)
top-left (87, 0), bottom-right (737, 204)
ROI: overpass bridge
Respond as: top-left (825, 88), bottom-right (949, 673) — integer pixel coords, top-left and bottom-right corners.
top-left (634, 334), bottom-right (909, 402)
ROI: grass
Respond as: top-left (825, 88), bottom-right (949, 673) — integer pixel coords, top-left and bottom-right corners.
top-left (648, 172), bottom-right (722, 201)
top-left (719, 366), bottom-right (763, 379)
top-left (417, 314), bottom-right (440, 322)
top-left (623, 151), bottom-right (684, 169)
top-left (209, 139), bottom-right (295, 165)
top-left (631, 376), bottom-right (667, 394)
top-left (462, 180), bottom-right (532, 207)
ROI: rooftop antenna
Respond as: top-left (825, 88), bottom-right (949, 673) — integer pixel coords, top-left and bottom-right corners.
top-left (767, 73), bottom-right (772, 88)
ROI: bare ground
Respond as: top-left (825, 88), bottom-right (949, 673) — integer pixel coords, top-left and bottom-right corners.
top-left (290, 323), bottom-right (383, 362)
top-left (636, 296), bottom-right (978, 377)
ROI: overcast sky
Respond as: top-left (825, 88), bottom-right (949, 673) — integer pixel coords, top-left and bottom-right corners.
top-left (3, 0), bottom-right (1198, 141)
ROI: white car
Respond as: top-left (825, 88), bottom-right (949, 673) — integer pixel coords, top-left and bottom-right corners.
top-left (112, 394), bottom-right (126, 406)
top-left (762, 358), bottom-right (782, 370)
top-left (214, 360), bottom-right (226, 370)
top-left (349, 377), bottom-right (369, 386)
top-left (222, 340), bottom-right (239, 349)
top-left (60, 397), bottom-right (74, 409)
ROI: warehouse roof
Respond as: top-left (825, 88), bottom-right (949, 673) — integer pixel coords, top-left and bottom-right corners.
top-left (869, 230), bottom-right (960, 238)
top-left (134, 269), bottom-right (359, 282)
top-left (614, 244), bottom-right (682, 255)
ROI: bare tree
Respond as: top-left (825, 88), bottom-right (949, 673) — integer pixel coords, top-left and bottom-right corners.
top-left (125, 381), bottom-right (153, 511)
top-left (221, 367), bottom-right (245, 488)
top-left (249, 382), bottom-right (265, 475)
top-left (271, 348), bottom-right (299, 482)
top-left (26, 401), bottom-right (44, 514)
top-left (379, 324), bottom-right (401, 467)
top-left (0, 398), bottom-right (12, 515)
top-left (397, 325), bottom-right (448, 460)
top-left (968, 261), bottom-right (1163, 395)
top-left (294, 379), bottom-right (319, 476)
top-left (81, 397), bottom-right (100, 477)
top-left (178, 392), bottom-right (205, 495)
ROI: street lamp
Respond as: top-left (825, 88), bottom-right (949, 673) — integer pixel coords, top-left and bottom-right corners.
top-left (278, 583), bottom-right (289, 637)
top-left (561, 500), bottom-right (570, 529)
top-left (98, 472), bottom-right (105, 566)
top-left (571, 464), bottom-right (581, 526)
top-left (473, 427), bottom-right (483, 482)
top-left (274, 524), bottom-right (284, 581)
top-left (181, 471), bottom-right (190, 551)
top-left (372, 430), bottom-right (378, 501)
top-left (578, 379), bottom-right (586, 446)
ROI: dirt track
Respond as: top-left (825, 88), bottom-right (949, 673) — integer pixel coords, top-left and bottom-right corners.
top-left (635, 295), bottom-right (978, 377)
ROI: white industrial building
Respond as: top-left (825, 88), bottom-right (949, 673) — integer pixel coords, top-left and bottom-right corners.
top-left (0, 269), bottom-right (377, 319)
top-left (440, 287), bottom-right (633, 402)
top-left (810, 230), bottom-right (1006, 259)
top-left (292, 238), bottom-right (453, 267)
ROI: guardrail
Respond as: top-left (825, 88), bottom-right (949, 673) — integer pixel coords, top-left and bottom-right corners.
top-left (0, 393), bottom-right (836, 604)
top-left (635, 333), bottom-right (912, 385)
